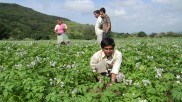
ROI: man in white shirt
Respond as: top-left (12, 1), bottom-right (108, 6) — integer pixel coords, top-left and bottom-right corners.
top-left (90, 37), bottom-right (124, 87)
top-left (94, 10), bottom-right (103, 44)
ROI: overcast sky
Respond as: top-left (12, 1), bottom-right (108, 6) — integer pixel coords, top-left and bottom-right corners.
top-left (0, 0), bottom-right (182, 34)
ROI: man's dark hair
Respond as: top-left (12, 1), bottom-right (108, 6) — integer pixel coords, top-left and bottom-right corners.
top-left (100, 7), bottom-right (106, 13)
top-left (94, 10), bottom-right (100, 14)
top-left (101, 37), bottom-right (115, 48)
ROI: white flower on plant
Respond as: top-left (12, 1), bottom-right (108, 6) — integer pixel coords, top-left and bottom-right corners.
top-left (133, 82), bottom-right (140, 87)
top-left (176, 81), bottom-right (180, 84)
top-left (36, 56), bottom-right (41, 62)
top-left (125, 79), bottom-right (133, 85)
top-left (60, 81), bottom-right (64, 87)
top-left (50, 61), bottom-right (57, 67)
top-left (15, 64), bottom-right (22, 69)
top-left (176, 75), bottom-right (180, 79)
top-left (172, 44), bottom-right (179, 48)
top-left (54, 78), bottom-right (57, 80)
top-left (147, 55), bottom-right (154, 60)
top-left (137, 51), bottom-right (142, 55)
top-left (142, 79), bottom-right (151, 86)
top-left (135, 62), bottom-right (141, 68)
top-left (71, 88), bottom-right (78, 94)
top-left (154, 67), bottom-right (164, 78)
top-left (67, 65), bottom-right (71, 69)
top-left (27, 61), bottom-right (36, 68)
top-left (49, 78), bottom-right (53, 81)
top-left (138, 99), bottom-right (147, 102)
top-left (29, 42), bottom-right (33, 46)
top-left (50, 82), bottom-right (53, 85)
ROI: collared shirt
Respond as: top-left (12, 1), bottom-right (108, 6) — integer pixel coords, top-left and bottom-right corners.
top-left (95, 16), bottom-right (103, 35)
top-left (90, 49), bottom-right (122, 74)
top-left (102, 14), bottom-right (111, 32)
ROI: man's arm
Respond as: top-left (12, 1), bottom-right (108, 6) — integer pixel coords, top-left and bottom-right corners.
top-left (110, 51), bottom-right (122, 84)
top-left (111, 73), bottom-right (117, 82)
top-left (90, 54), bottom-right (98, 72)
top-left (106, 73), bottom-right (117, 87)
top-left (106, 15), bottom-right (111, 33)
top-left (106, 22), bottom-right (111, 33)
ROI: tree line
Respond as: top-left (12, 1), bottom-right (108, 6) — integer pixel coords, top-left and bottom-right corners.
top-left (111, 31), bottom-right (182, 38)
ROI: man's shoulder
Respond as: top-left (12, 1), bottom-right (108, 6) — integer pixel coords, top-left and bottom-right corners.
top-left (114, 49), bottom-right (122, 55)
top-left (93, 50), bottom-right (102, 56)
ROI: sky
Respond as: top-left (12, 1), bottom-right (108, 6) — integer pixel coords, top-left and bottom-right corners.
top-left (0, 0), bottom-right (182, 34)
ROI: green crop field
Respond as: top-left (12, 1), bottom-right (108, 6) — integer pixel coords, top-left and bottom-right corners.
top-left (0, 38), bottom-right (181, 102)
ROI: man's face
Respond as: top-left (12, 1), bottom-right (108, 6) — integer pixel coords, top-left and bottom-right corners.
top-left (102, 45), bottom-right (114, 57)
top-left (100, 11), bottom-right (104, 17)
top-left (94, 13), bottom-right (99, 18)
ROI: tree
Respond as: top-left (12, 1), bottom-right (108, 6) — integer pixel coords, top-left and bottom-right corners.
top-left (137, 31), bottom-right (147, 37)
top-left (166, 31), bottom-right (176, 37)
top-left (0, 23), bottom-right (9, 39)
top-left (82, 26), bottom-right (95, 40)
top-left (149, 32), bottom-right (158, 37)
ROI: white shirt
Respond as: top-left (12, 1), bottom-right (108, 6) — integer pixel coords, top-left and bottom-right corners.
top-left (54, 24), bottom-right (59, 31)
top-left (90, 49), bottom-right (122, 74)
top-left (95, 16), bottom-right (103, 35)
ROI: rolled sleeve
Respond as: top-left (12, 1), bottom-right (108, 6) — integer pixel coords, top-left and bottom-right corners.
top-left (111, 52), bottom-right (122, 74)
top-left (90, 54), bottom-right (98, 70)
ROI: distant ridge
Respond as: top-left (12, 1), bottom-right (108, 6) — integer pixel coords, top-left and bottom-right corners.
top-left (0, 3), bottom-right (95, 40)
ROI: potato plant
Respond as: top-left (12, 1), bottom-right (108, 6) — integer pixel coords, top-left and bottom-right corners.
top-left (0, 38), bottom-right (181, 102)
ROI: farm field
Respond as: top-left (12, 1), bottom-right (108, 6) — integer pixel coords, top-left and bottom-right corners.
top-left (0, 38), bottom-right (182, 102)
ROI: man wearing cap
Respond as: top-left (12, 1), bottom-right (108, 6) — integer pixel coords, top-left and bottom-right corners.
top-left (90, 37), bottom-right (124, 87)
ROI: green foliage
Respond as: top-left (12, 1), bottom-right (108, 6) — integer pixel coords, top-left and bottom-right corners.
top-left (0, 23), bottom-right (9, 39)
top-left (82, 25), bottom-right (95, 40)
top-left (0, 38), bottom-right (181, 101)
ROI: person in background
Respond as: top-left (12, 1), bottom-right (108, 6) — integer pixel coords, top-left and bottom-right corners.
top-left (100, 7), bottom-right (111, 40)
top-left (54, 19), bottom-right (69, 45)
top-left (90, 37), bottom-right (124, 87)
top-left (94, 10), bottom-right (103, 44)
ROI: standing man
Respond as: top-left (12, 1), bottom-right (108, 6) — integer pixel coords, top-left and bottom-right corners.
top-left (94, 10), bottom-right (103, 44)
top-left (54, 19), bottom-right (69, 45)
top-left (90, 38), bottom-right (124, 87)
top-left (100, 7), bottom-right (111, 40)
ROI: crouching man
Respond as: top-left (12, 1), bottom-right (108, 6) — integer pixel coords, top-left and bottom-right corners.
top-left (90, 37), bottom-right (124, 87)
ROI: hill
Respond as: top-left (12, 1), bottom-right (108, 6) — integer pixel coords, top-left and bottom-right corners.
top-left (0, 3), bottom-right (95, 40)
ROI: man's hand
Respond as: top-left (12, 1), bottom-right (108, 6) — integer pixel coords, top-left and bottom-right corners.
top-left (111, 73), bottom-right (117, 83)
